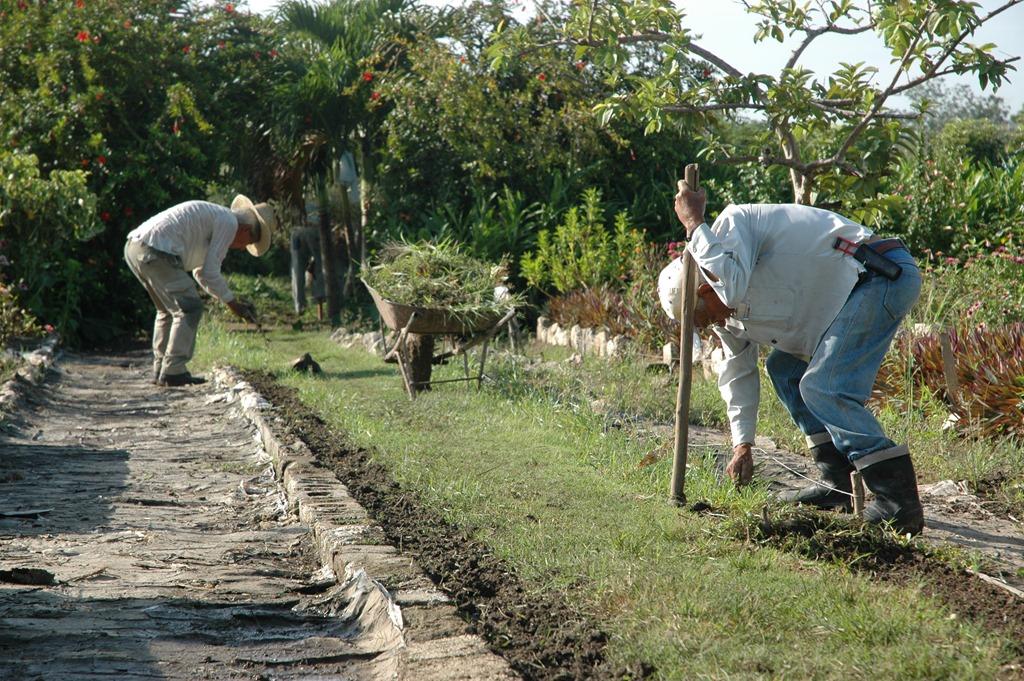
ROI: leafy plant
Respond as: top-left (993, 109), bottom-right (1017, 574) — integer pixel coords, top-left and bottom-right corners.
top-left (521, 188), bottom-right (649, 295)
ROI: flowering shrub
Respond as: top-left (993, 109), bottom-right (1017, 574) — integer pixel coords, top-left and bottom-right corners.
top-left (1, 0), bottom-right (292, 344)
top-left (912, 248), bottom-right (1024, 328)
top-left (0, 283), bottom-right (44, 347)
top-left (0, 247), bottom-right (45, 346)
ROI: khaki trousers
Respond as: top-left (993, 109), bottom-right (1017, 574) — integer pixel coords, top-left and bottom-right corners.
top-left (124, 239), bottom-right (204, 379)
top-left (290, 226), bottom-right (325, 313)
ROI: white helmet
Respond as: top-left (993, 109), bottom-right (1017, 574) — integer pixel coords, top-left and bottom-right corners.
top-left (657, 257), bottom-right (685, 321)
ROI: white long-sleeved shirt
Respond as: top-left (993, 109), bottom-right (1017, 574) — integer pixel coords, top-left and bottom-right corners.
top-left (686, 204), bottom-right (873, 446)
top-left (127, 201), bottom-right (238, 303)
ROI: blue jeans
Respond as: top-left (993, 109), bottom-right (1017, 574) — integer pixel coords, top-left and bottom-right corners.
top-left (765, 247), bottom-right (921, 467)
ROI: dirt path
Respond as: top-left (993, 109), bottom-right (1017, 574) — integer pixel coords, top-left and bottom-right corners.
top-left (0, 351), bottom-right (515, 680)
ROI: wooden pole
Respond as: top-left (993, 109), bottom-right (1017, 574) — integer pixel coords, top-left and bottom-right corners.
top-left (851, 470), bottom-right (865, 517)
top-left (670, 163), bottom-right (700, 506)
top-left (939, 328), bottom-right (961, 409)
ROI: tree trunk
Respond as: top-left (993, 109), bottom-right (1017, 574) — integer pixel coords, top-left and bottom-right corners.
top-left (777, 125), bottom-right (815, 205)
top-left (316, 185), bottom-right (342, 328)
top-left (357, 134), bottom-right (372, 266)
top-left (791, 170), bottom-right (815, 205)
top-left (406, 333), bottom-right (434, 393)
top-left (337, 189), bottom-right (356, 299)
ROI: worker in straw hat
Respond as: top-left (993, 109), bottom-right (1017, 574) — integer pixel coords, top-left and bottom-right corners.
top-left (124, 195), bottom-right (276, 387)
top-left (659, 184), bottom-right (925, 535)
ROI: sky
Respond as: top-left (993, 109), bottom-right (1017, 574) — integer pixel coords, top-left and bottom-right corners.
top-left (240, 0), bottom-right (1024, 114)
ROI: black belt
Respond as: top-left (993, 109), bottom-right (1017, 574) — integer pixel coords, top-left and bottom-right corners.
top-left (863, 235), bottom-right (907, 255)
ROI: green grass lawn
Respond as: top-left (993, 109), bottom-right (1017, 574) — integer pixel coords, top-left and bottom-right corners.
top-left (193, 281), bottom-right (1019, 678)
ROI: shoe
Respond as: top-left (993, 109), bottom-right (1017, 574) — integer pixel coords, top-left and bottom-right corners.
top-left (778, 442), bottom-right (853, 511)
top-left (158, 372), bottom-right (207, 387)
top-left (860, 454), bottom-right (925, 535)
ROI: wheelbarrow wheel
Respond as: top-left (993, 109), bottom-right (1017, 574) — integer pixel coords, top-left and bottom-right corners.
top-left (407, 333), bottom-right (435, 393)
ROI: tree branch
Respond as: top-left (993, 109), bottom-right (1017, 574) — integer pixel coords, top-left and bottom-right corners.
top-left (832, 9), bottom-right (933, 164)
top-left (888, 0), bottom-right (1023, 97)
top-left (663, 102), bottom-right (764, 114)
top-left (785, 23), bottom-right (873, 71)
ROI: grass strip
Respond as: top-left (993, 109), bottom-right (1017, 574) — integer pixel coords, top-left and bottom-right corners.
top-left (194, 315), bottom-right (1020, 680)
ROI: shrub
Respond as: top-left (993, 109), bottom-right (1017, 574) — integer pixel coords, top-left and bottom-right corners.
top-left (0, 282), bottom-right (45, 347)
top-left (912, 249), bottom-right (1024, 328)
top-left (877, 324), bottom-right (1024, 439)
top-left (521, 188), bottom-right (648, 295)
top-left (546, 241), bottom-right (676, 351)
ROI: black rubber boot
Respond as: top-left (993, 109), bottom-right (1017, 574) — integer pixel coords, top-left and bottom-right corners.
top-left (779, 442), bottom-right (853, 511)
top-left (860, 455), bottom-right (925, 535)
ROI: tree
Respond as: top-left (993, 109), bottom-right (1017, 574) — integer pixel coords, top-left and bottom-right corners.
top-left (0, 0), bottom-right (289, 343)
top-left (908, 80), bottom-right (1010, 130)
top-left (492, 0), bottom-right (1023, 204)
top-left (278, 0), bottom-right (439, 323)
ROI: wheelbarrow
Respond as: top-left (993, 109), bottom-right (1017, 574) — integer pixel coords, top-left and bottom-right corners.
top-left (363, 281), bottom-right (517, 399)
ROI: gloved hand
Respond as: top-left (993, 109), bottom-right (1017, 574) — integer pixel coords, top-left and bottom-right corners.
top-left (725, 442), bottom-right (754, 487)
top-left (228, 297), bottom-right (259, 325)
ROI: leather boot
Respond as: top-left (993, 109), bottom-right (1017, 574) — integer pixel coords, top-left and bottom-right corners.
top-left (860, 454), bottom-right (925, 535)
top-left (779, 442), bottom-right (853, 511)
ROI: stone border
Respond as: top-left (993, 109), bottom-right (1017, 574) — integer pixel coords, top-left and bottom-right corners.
top-left (211, 365), bottom-right (518, 680)
top-left (534, 317), bottom-right (631, 359)
top-left (0, 335), bottom-right (60, 417)
top-left (330, 327), bottom-right (386, 355)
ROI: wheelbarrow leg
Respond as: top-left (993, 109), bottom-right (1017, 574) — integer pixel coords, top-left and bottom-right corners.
top-left (476, 339), bottom-right (490, 389)
top-left (393, 313), bottom-right (417, 399)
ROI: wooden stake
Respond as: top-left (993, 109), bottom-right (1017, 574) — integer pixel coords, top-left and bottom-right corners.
top-left (939, 328), bottom-right (961, 408)
top-left (670, 163), bottom-right (700, 506)
top-left (851, 470), bottom-right (865, 517)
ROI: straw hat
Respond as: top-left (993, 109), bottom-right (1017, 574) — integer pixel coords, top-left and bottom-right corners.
top-left (230, 194), bottom-right (276, 257)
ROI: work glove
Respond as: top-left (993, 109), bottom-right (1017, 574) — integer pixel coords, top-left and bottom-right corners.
top-left (725, 443), bottom-right (754, 487)
top-left (229, 297), bottom-right (260, 325)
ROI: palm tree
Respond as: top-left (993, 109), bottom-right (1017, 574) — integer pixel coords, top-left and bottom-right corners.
top-left (277, 0), bottom-right (443, 324)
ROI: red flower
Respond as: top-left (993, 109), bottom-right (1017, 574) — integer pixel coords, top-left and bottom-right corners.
top-left (75, 30), bottom-right (90, 42)
top-left (17, 0), bottom-right (27, 9)
top-left (218, 40), bottom-right (226, 49)
top-left (362, 71), bottom-right (373, 82)
top-left (182, 44), bottom-right (191, 54)
top-left (460, 56), bottom-right (467, 64)
top-left (44, 324), bottom-right (55, 334)
top-left (253, 51), bottom-right (261, 60)
top-left (575, 60), bottom-right (586, 71)
top-left (123, 19), bottom-right (132, 29)
top-left (96, 155), bottom-right (106, 165)
top-left (81, 158), bottom-right (89, 167)
top-left (702, 68), bottom-right (711, 78)
top-left (225, 2), bottom-right (234, 12)
top-left (370, 91), bottom-right (381, 101)
top-left (269, 49), bottom-right (278, 58)
top-left (537, 72), bottom-right (546, 81)
top-left (75, 0), bottom-right (85, 8)
top-left (100, 211), bottom-right (111, 222)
